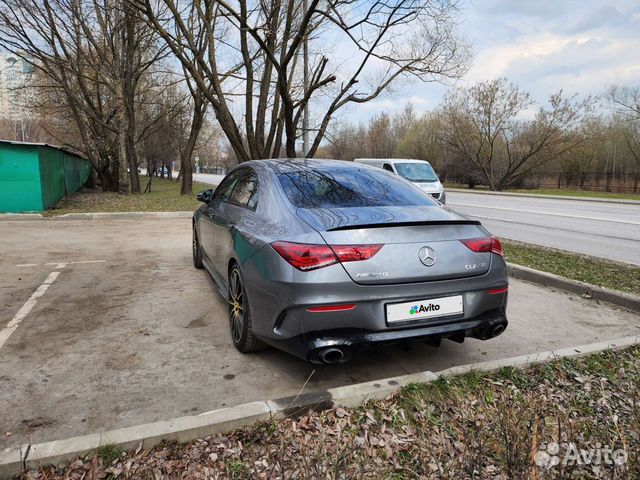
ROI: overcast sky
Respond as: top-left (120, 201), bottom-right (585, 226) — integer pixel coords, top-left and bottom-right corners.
top-left (346, 0), bottom-right (640, 122)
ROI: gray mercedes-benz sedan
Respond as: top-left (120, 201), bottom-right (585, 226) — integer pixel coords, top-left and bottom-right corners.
top-left (192, 159), bottom-right (508, 364)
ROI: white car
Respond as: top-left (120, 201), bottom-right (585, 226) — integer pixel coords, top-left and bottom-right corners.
top-left (354, 158), bottom-right (446, 203)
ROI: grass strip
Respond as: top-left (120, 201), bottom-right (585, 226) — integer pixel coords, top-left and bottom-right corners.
top-left (503, 241), bottom-right (640, 297)
top-left (32, 346), bottom-right (640, 479)
top-left (44, 178), bottom-right (212, 216)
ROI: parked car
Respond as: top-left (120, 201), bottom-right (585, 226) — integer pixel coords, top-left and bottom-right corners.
top-left (192, 159), bottom-right (507, 364)
top-left (354, 158), bottom-right (446, 203)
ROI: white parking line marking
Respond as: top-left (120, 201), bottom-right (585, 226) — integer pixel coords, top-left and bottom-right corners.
top-left (44, 260), bottom-right (107, 266)
top-left (15, 260), bottom-right (106, 268)
top-left (449, 203), bottom-right (640, 226)
top-left (0, 271), bottom-right (60, 350)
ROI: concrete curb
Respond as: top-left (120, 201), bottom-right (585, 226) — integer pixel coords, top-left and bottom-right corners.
top-left (3, 336), bottom-right (640, 478)
top-left (0, 212), bottom-right (193, 221)
top-left (0, 371), bottom-right (436, 477)
top-left (0, 214), bottom-right (43, 221)
top-left (507, 262), bottom-right (640, 313)
top-left (52, 212), bottom-right (193, 220)
top-left (436, 334), bottom-right (640, 378)
top-left (447, 187), bottom-right (640, 204)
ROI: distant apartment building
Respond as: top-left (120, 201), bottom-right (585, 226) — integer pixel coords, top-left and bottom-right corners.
top-left (0, 52), bottom-right (34, 121)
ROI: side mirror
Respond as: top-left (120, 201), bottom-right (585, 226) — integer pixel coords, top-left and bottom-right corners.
top-left (196, 189), bottom-right (213, 203)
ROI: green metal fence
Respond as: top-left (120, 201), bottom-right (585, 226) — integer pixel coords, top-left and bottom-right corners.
top-left (0, 141), bottom-right (90, 213)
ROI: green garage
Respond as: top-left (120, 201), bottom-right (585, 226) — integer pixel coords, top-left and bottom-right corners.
top-left (0, 140), bottom-right (91, 213)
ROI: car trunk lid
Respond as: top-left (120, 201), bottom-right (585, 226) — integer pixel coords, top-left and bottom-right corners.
top-left (296, 206), bottom-right (492, 285)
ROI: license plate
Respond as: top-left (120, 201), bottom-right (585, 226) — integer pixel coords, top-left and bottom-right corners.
top-left (386, 295), bottom-right (463, 324)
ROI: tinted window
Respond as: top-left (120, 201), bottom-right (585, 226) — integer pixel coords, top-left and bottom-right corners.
top-left (383, 163), bottom-right (394, 172)
top-left (395, 162), bottom-right (438, 182)
top-left (277, 167), bottom-right (436, 208)
top-left (229, 170), bottom-right (258, 209)
top-left (213, 170), bottom-right (242, 201)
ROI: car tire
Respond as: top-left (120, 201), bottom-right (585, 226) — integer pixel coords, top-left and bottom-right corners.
top-left (192, 224), bottom-right (204, 269)
top-left (228, 265), bottom-right (264, 353)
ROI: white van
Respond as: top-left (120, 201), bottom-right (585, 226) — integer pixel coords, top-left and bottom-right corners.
top-left (354, 158), bottom-right (446, 203)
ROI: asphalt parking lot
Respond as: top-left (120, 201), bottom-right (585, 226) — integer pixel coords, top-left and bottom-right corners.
top-left (1, 217), bottom-right (639, 450)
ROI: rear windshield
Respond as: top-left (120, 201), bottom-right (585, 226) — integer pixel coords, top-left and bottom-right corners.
top-left (277, 167), bottom-right (436, 208)
top-left (395, 162), bottom-right (438, 182)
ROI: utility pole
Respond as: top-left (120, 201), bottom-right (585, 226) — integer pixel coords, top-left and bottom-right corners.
top-left (302, 0), bottom-right (310, 157)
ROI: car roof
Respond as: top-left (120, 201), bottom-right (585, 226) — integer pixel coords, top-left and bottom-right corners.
top-left (355, 158), bottom-right (431, 165)
top-left (245, 158), bottom-right (372, 174)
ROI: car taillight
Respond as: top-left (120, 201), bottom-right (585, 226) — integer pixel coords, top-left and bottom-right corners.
top-left (271, 241), bottom-right (383, 271)
top-left (272, 242), bottom-right (337, 271)
top-left (460, 236), bottom-right (503, 256)
top-left (331, 244), bottom-right (383, 263)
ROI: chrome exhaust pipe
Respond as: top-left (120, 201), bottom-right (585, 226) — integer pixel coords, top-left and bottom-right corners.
top-left (491, 324), bottom-right (506, 337)
top-left (319, 347), bottom-right (344, 364)
top-left (475, 321), bottom-right (507, 340)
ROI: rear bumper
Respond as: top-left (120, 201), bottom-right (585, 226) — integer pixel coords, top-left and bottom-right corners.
top-left (261, 309), bottom-right (508, 365)
top-left (239, 243), bottom-right (509, 364)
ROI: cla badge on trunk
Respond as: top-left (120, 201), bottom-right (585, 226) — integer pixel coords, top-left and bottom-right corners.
top-left (419, 246), bottom-right (437, 267)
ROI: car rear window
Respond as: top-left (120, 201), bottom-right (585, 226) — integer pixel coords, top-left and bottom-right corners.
top-left (277, 167), bottom-right (436, 208)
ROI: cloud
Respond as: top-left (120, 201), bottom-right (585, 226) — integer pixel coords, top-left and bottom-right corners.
top-left (342, 0), bottom-right (640, 122)
top-left (464, 0), bottom-right (640, 102)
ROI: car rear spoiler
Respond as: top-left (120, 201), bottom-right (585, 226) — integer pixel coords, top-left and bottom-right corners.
top-left (327, 219), bottom-right (482, 232)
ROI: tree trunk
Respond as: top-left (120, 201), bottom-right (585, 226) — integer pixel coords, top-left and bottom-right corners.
top-left (96, 169), bottom-right (111, 192)
top-left (126, 134), bottom-right (140, 193)
top-left (114, 0), bottom-right (129, 195)
top-left (116, 115), bottom-right (129, 194)
top-left (180, 100), bottom-right (205, 195)
top-left (179, 158), bottom-right (193, 195)
top-left (85, 168), bottom-right (96, 189)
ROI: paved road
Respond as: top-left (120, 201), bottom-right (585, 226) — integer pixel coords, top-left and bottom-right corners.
top-left (193, 172), bottom-right (225, 186)
top-left (1, 218), bottom-right (638, 448)
top-left (447, 192), bottom-right (640, 266)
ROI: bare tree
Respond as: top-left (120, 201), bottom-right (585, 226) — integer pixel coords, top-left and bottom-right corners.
top-left (366, 113), bottom-right (395, 158)
top-left (395, 111), bottom-right (446, 165)
top-left (392, 103), bottom-right (417, 143)
top-left (0, 116), bottom-right (46, 142)
top-left (607, 86), bottom-right (640, 120)
top-left (134, 0), bottom-right (469, 161)
top-left (440, 78), bottom-right (594, 190)
top-left (0, 0), bottom-right (166, 193)
top-left (325, 120), bottom-right (367, 161)
top-left (606, 86), bottom-right (640, 179)
top-left (176, 54), bottom-right (209, 194)
top-left (177, 84), bottom-right (206, 195)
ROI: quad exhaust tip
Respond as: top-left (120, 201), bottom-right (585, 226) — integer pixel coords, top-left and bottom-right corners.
top-left (492, 324), bottom-right (506, 337)
top-left (476, 321), bottom-right (507, 340)
top-left (319, 347), bottom-right (345, 364)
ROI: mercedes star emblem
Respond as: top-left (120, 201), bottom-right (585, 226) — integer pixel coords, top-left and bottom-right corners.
top-left (419, 246), bottom-right (437, 267)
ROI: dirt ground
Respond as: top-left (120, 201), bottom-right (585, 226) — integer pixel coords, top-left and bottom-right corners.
top-left (1, 218), bottom-right (638, 450)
